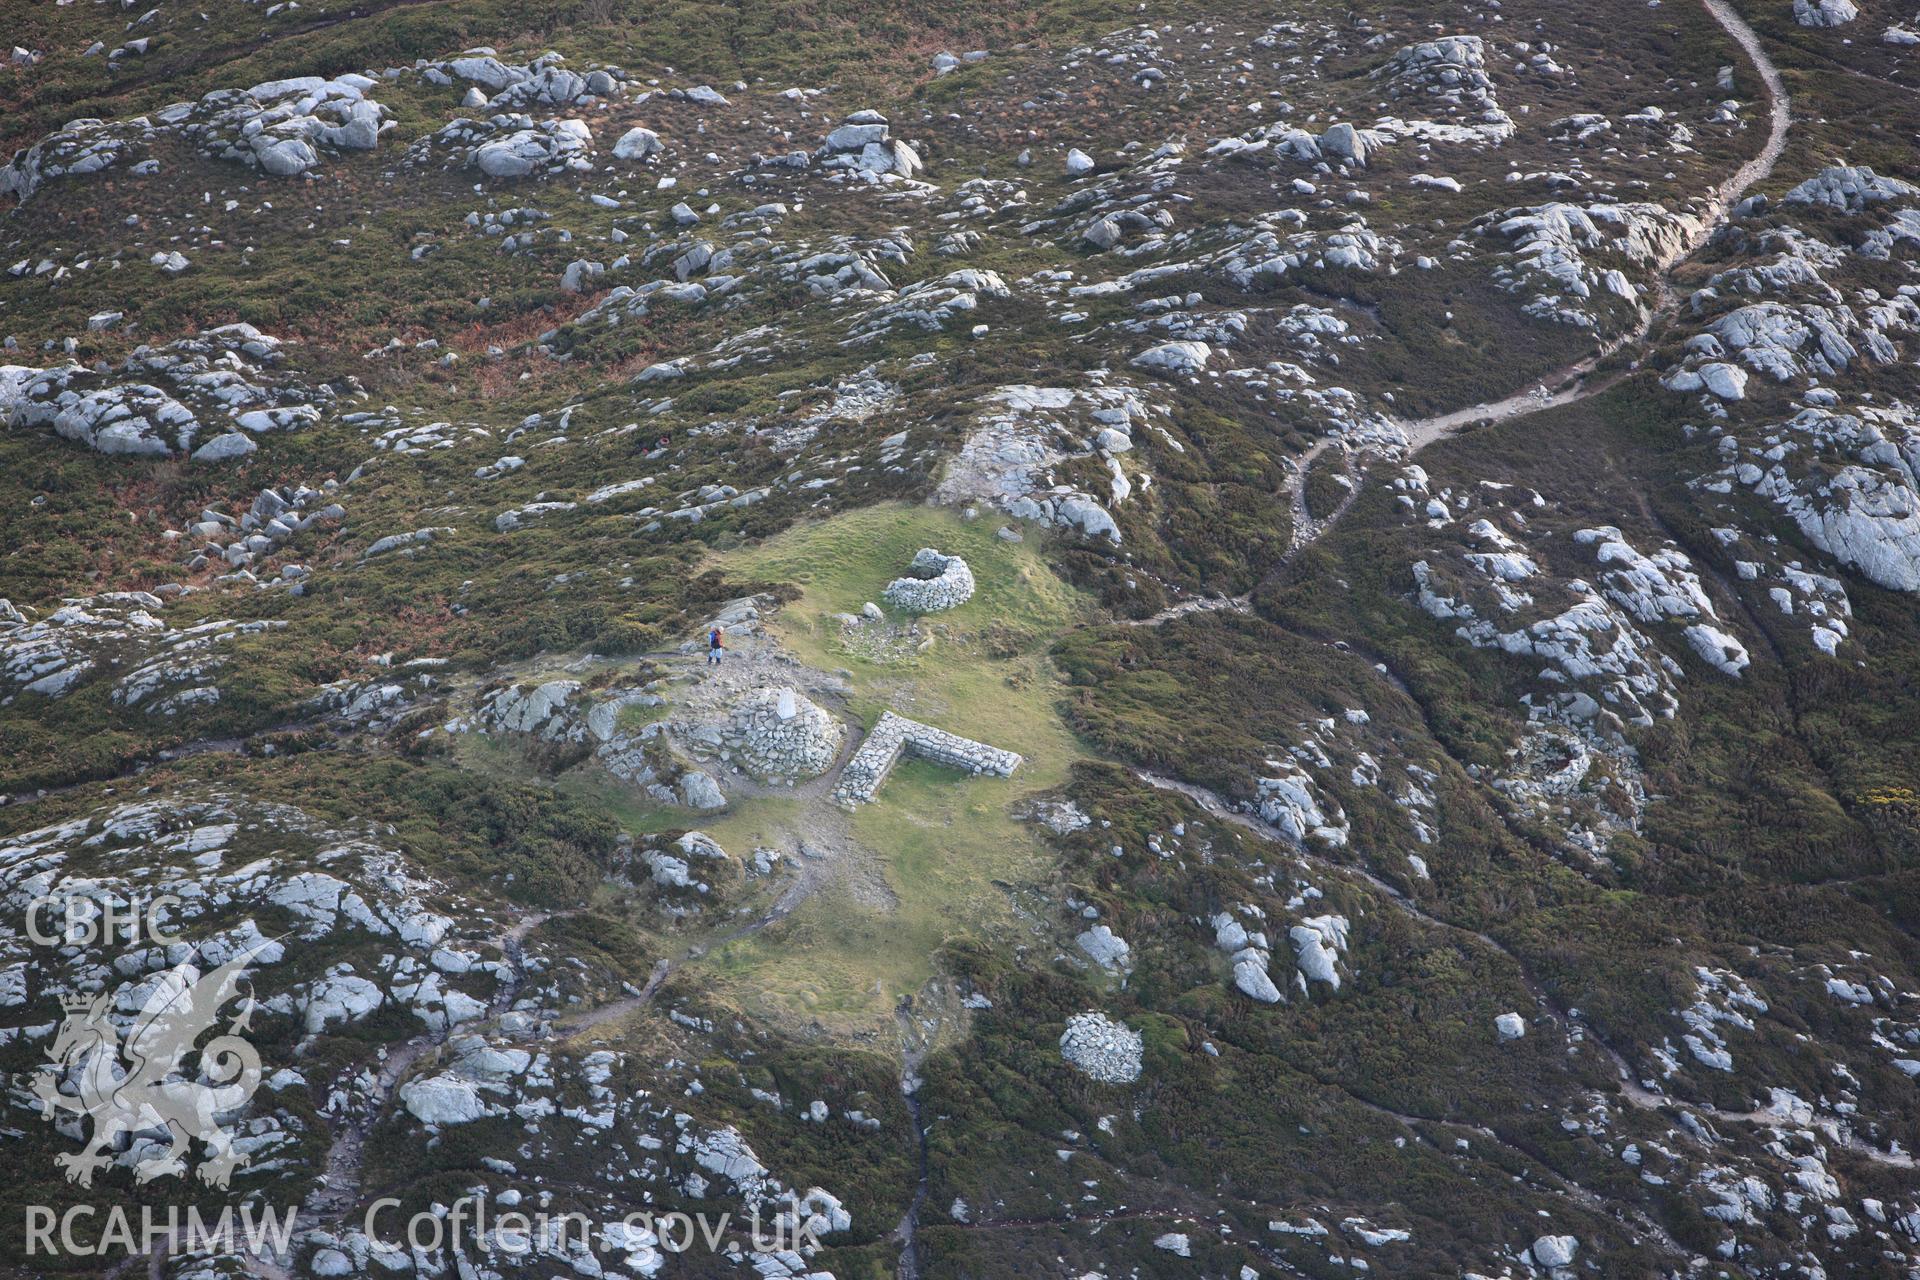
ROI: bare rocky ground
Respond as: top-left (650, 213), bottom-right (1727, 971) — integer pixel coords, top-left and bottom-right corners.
top-left (5, 0), bottom-right (1920, 1278)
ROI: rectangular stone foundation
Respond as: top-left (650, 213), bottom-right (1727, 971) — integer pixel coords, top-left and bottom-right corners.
top-left (832, 710), bottom-right (1023, 807)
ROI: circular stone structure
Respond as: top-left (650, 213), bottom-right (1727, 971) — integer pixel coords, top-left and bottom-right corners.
top-left (720, 685), bottom-right (845, 781)
top-left (882, 547), bottom-right (976, 612)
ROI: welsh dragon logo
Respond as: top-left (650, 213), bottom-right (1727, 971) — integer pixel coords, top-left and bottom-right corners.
top-left (33, 940), bottom-right (270, 1189)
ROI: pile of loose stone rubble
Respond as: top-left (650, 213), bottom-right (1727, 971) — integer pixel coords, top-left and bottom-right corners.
top-left (1059, 1010), bottom-right (1144, 1083)
top-left (182, 483), bottom-right (346, 579)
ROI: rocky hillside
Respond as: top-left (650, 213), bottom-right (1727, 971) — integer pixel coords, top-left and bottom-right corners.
top-left (4, 0), bottom-right (1920, 1276)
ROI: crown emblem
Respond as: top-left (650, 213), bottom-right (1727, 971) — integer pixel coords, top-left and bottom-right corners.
top-left (58, 991), bottom-right (101, 1015)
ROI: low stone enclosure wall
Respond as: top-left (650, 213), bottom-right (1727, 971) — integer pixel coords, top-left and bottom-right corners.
top-left (881, 548), bottom-right (976, 612)
top-left (833, 710), bottom-right (1022, 806)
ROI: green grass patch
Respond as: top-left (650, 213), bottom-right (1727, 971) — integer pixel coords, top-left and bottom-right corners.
top-left (700, 758), bottom-right (1059, 1031)
top-left (713, 500), bottom-right (1089, 777)
top-left (615, 697), bottom-right (671, 734)
top-left (642, 502), bottom-right (1101, 1028)
top-left (714, 501), bottom-right (1082, 640)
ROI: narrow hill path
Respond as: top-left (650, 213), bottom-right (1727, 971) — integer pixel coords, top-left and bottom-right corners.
top-left (302, 911), bottom-right (562, 1224)
top-left (1126, 0), bottom-right (1793, 636)
top-left (1394, 0), bottom-right (1789, 455)
top-left (1295, 0), bottom-right (1792, 555)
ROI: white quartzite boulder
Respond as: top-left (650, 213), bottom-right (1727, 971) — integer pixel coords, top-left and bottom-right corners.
top-left (1131, 340), bottom-right (1212, 376)
top-left (613, 126), bottom-right (662, 160)
top-left (1531, 1234), bottom-right (1579, 1269)
top-left (1075, 924), bottom-right (1132, 973)
top-left (401, 1074), bottom-right (489, 1125)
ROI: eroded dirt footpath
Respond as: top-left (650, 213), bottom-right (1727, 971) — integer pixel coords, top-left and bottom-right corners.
top-left (1285, 0), bottom-right (1796, 560)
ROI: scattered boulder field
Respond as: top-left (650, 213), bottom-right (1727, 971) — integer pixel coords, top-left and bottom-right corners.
top-left (5, 0), bottom-right (1920, 1278)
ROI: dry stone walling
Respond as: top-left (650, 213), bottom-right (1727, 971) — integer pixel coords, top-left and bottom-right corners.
top-left (832, 711), bottom-right (1022, 807)
top-left (880, 547), bottom-right (976, 612)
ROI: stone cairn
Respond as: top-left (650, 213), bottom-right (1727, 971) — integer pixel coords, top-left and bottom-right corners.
top-left (720, 685), bottom-right (845, 781)
top-left (814, 109), bottom-right (924, 179)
